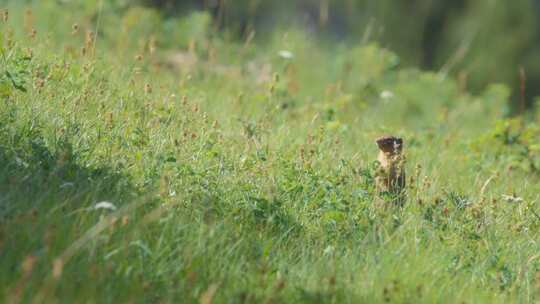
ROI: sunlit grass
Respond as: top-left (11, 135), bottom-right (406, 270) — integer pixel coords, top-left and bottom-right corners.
top-left (1, 2), bottom-right (540, 303)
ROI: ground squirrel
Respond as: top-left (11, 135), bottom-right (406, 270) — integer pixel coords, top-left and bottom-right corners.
top-left (375, 135), bottom-right (406, 204)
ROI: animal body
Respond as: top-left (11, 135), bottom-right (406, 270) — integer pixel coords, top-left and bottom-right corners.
top-left (375, 136), bottom-right (406, 204)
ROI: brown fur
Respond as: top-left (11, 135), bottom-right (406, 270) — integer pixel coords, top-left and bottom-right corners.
top-left (375, 136), bottom-right (406, 203)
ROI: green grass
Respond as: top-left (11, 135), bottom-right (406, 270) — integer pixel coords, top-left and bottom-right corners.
top-left (1, 2), bottom-right (540, 303)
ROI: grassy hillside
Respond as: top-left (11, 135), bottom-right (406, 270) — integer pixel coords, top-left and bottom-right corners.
top-left (2, 2), bottom-right (540, 303)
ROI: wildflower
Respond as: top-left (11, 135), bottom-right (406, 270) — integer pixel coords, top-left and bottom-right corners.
top-left (144, 83), bottom-right (152, 94)
top-left (59, 182), bottom-right (74, 189)
top-left (502, 194), bottom-right (523, 203)
top-left (24, 47), bottom-right (33, 58)
top-left (380, 90), bottom-right (394, 100)
top-left (35, 78), bottom-right (45, 88)
top-left (422, 175), bottom-right (431, 189)
top-left (71, 23), bottom-right (79, 35)
top-left (84, 31), bottom-right (95, 55)
top-left (94, 201), bottom-right (117, 211)
top-left (85, 30), bottom-right (95, 46)
top-left (52, 259), bottom-right (63, 279)
top-left (107, 112), bottom-right (113, 127)
top-left (109, 217), bottom-right (118, 230)
top-left (22, 255), bottom-right (37, 276)
top-left (323, 245), bottom-right (334, 255)
top-left (273, 73), bottom-right (280, 83)
top-left (408, 175), bottom-right (415, 189)
top-left (199, 284), bottom-right (219, 304)
top-left (278, 50), bottom-right (294, 59)
top-left (149, 36), bottom-right (157, 54)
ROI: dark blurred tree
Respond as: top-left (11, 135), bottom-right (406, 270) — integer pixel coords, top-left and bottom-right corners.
top-left (138, 0), bottom-right (540, 106)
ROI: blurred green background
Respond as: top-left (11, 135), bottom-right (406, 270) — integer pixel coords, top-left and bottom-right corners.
top-left (3, 1), bottom-right (540, 302)
top-left (131, 0), bottom-right (540, 109)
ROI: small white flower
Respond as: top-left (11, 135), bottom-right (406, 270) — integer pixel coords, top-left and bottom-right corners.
top-left (278, 50), bottom-right (294, 59)
top-left (502, 194), bottom-right (523, 203)
top-left (380, 90), bottom-right (394, 100)
top-left (60, 182), bottom-right (75, 189)
top-left (94, 201), bottom-right (117, 211)
top-left (323, 245), bottom-right (335, 256)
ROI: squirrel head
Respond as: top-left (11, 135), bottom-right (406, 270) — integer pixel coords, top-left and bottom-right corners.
top-left (376, 135), bottom-right (403, 154)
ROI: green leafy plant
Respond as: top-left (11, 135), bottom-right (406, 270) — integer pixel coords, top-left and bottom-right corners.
top-left (0, 44), bottom-right (31, 97)
top-left (472, 118), bottom-right (540, 173)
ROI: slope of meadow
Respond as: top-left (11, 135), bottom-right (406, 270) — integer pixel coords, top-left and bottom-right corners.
top-left (1, 2), bottom-right (540, 303)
